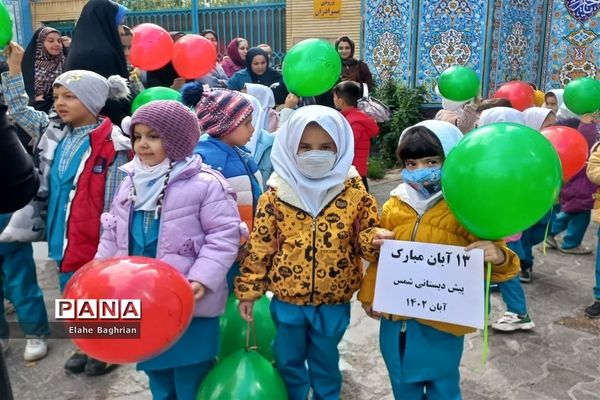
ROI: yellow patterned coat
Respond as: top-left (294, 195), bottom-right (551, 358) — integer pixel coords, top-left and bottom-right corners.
top-left (235, 167), bottom-right (380, 305)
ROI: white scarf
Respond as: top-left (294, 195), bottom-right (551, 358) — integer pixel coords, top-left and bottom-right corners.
top-left (241, 93), bottom-right (264, 155)
top-left (270, 105), bottom-right (354, 217)
top-left (478, 107), bottom-right (525, 126)
top-left (129, 156), bottom-right (171, 211)
top-left (522, 107), bottom-right (552, 130)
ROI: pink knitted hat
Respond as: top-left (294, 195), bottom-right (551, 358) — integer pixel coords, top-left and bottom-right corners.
top-left (130, 100), bottom-right (200, 161)
top-left (195, 89), bottom-right (253, 138)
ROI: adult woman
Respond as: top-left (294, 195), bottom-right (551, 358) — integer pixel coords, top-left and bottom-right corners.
top-left (22, 26), bottom-right (66, 113)
top-left (221, 37), bottom-right (248, 78)
top-left (227, 47), bottom-right (280, 91)
top-left (336, 36), bottom-right (374, 90)
top-left (196, 29), bottom-right (229, 89)
top-left (64, 0), bottom-right (130, 125)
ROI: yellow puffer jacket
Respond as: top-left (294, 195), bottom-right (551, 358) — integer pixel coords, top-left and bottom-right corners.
top-left (235, 168), bottom-right (379, 305)
top-left (586, 142), bottom-right (600, 222)
top-left (358, 189), bottom-right (520, 336)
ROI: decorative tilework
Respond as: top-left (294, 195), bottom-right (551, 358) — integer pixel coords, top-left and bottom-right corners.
top-left (487, 0), bottom-right (544, 93)
top-left (415, 0), bottom-right (489, 101)
top-left (543, 0), bottom-right (600, 89)
top-left (4, 0), bottom-right (24, 45)
top-left (363, 0), bottom-right (414, 85)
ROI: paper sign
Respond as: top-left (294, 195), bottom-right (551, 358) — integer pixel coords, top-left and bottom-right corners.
top-left (373, 240), bottom-right (485, 329)
top-left (314, 0), bottom-right (341, 18)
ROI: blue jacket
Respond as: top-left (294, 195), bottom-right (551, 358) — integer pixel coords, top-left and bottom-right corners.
top-left (227, 69), bottom-right (253, 91)
top-left (253, 129), bottom-right (275, 190)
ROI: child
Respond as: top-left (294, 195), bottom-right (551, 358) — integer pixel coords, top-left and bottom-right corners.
top-left (547, 115), bottom-right (597, 255)
top-left (95, 100), bottom-right (243, 399)
top-left (585, 140), bottom-right (600, 318)
top-left (241, 92), bottom-right (275, 189)
top-left (235, 105), bottom-right (381, 400)
top-left (332, 81), bottom-right (379, 191)
top-left (182, 84), bottom-right (262, 289)
top-left (358, 120), bottom-right (519, 399)
top-left (1, 41), bottom-right (131, 375)
top-left (544, 89), bottom-right (563, 114)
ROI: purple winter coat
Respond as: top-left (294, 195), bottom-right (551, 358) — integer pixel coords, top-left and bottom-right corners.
top-left (559, 122), bottom-right (598, 213)
top-left (95, 155), bottom-right (245, 317)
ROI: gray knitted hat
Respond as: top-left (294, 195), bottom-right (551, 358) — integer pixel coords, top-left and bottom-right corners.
top-left (53, 70), bottom-right (129, 116)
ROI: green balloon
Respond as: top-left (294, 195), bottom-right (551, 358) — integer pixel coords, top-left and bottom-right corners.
top-left (131, 86), bottom-right (181, 114)
top-left (219, 295), bottom-right (276, 362)
top-left (563, 77), bottom-right (600, 115)
top-left (282, 39), bottom-right (342, 97)
top-left (442, 123), bottom-right (562, 239)
top-left (437, 66), bottom-right (480, 102)
top-left (196, 349), bottom-right (288, 400)
top-left (0, 1), bottom-right (13, 49)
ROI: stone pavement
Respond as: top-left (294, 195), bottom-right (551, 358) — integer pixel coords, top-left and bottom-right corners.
top-left (6, 172), bottom-right (600, 400)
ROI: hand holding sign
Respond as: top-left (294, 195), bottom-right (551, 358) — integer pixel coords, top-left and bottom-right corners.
top-left (372, 229), bottom-right (395, 247)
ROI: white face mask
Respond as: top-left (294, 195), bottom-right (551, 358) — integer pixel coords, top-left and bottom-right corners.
top-left (297, 150), bottom-right (336, 179)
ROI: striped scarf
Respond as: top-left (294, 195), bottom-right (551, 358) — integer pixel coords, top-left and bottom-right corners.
top-left (34, 27), bottom-right (65, 97)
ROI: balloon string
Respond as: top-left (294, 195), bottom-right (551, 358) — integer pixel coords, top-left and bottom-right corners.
top-left (245, 320), bottom-right (258, 351)
top-left (542, 217), bottom-right (551, 257)
top-left (482, 262), bottom-right (492, 365)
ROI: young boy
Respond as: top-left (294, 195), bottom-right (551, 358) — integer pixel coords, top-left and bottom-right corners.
top-left (1, 42), bottom-right (131, 376)
top-left (333, 81), bottom-right (379, 191)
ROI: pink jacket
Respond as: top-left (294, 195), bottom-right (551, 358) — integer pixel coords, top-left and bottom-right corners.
top-left (95, 156), bottom-right (245, 317)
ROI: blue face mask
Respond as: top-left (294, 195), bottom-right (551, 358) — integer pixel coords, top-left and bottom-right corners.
top-left (401, 167), bottom-right (442, 198)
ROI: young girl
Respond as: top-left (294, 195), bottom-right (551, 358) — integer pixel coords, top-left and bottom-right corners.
top-left (359, 120), bottom-right (519, 399)
top-left (235, 105), bottom-right (380, 400)
top-left (182, 84), bottom-right (262, 289)
top-left (2, 42), bottom-right (130, 375)
top-left (95, 100), bottom-right (243, 399)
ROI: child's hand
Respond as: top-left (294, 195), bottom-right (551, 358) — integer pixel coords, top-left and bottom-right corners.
top-left (361, 304), bottom-right (381, 320)
top-left (4, 42), bottom-right (24, 75)
top-left (372, 229), bottom-right (395, 247)
top-left (238, 300), bottom-right (254, 322)
top-left (171, 77), bottom-right (187, 90)
top-left (284, 93), bottom-right (299, 109)
top-left (189, 281), bottom-right (206, 301)
top-left (580, 113), bottom-right (595, 124)
top-left (465, 241), bottom-right (506, 265)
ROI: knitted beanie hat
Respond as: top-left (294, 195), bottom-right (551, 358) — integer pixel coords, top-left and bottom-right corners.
top-left (195, 89), bottom-right (253, 138)
top-left (54, 70), bottom-right (129, 116)
top-left (130, 100), bottom-right (200, 161)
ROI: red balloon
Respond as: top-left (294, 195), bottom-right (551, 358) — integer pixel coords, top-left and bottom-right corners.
top-left (172, 35), bottom-right (217, 79)
top-left (63, 256), bottom-right (194, 364)
top-left (541, 126), bottom-right (588, 181)
top-left (494, 81), bottom-right (535, 111)
top-left (130, 23), bottom-right (174, 71)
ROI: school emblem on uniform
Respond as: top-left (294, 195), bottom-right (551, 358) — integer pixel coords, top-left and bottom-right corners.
top-left (93, 157), bottom-right (107, 174)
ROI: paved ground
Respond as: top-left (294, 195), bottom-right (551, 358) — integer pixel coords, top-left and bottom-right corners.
top-left (6, 172), bottom-right (600, 399)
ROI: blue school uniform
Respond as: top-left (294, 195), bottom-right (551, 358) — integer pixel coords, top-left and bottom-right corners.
top-left (129, 211), bottom-right (218, 400)
top-left (270, 298), bottom-right (350, 400)
top-left (379, 319), bottom-right (463, 400)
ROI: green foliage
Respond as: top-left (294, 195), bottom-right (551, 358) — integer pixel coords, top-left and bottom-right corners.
top-left (372, 81), bottom-right (427, 168)
top-left (117, 0), bottom-right (279, 11)
top-left (367, 157), bottom-right (386, 180)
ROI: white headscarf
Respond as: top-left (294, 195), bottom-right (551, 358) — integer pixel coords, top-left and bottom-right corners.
top-left (241, 93), bottom-right (263, 154)
top-left (546, 89), bottom-right (564, 110)
top-left (478, 107), bottom-right (526, 126)
top-left (245, 83), bottom-right (276, 109)
top-left (395, 120), bottom-right (463, 215)
top-left (399, 119), bottom-right (464, 156)
top-left (557, 103), bottom-right (579, 120)
top-left (523, 107), bottom-right (553, 130)
top-left (270, 105), bottom-right (354, 217)
top-left (435, 85), bottom-right (470, 112)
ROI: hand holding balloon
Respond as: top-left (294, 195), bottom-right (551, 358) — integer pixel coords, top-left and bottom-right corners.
top-left (190, 281), bottom-right (205, 301)
top-left (238, 300), bottom-right (254, 322)
top-left (4, 42), bottom-right (24, 75)
top-left (465, 241), bottom-right (506, 265)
